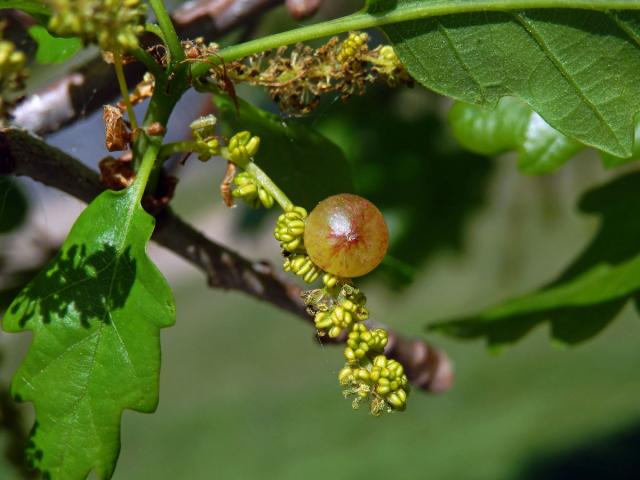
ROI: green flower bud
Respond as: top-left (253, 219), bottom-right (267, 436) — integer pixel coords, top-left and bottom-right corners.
top-left (314, 291), bottom-right (369, 338)
top-left (344, 323), bottom-right (387, 365)
top-left (274, 206), bottom-right (307, 252)
top-left (258, 187), bottom-right (274, 209)
top-left (338, 351), bottom-right (409, 415)
top-left (322, 273), bottom-right (340, 289)
top-left (283, 253), bottom-right (321, 284)
top-left (232, 172), bottom-right (274, 209)
top-left (228, 130), bottom-right (261, 165)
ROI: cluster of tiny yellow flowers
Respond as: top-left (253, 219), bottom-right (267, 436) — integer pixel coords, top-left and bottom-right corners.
top-left (283, 253), bottom-right (321, 283)
top-left (313, 285), bottom-right (369, 338)
top-left (223, 131), bottom-right (277, 209)
top-left (226, 131), bottom-right (261, 165)
top-left (344, 323), bottom-right (388, 363)
top-left (47, 0), bottom-right (146, 52)
top-left (337, 32), bottom-right (369, 64)
top-left (339, 354), bottom-right (409, 414)
top-left (0, 34), bottom-right (27, 115)
top-left (232, 172), bottom-right (274, 209)
top-left (271, 204), bottom-right (409, 414)
top-left (187, 118), bottom-right (410, 415)
top-left (198, 31), bottom-right (412, 114)
top-left (274, 207), bottom-right (307, 251)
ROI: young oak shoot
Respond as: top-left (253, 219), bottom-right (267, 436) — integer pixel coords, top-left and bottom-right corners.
top-left (213, 127), bottom-right (410, 415)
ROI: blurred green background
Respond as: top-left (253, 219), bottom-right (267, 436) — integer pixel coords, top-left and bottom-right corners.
top-left (2, 1), bottom-right (640, 479)
top-left (5, 147), bottom-right (640, 479)
top-left (118, 153), bottom-right (640, 479)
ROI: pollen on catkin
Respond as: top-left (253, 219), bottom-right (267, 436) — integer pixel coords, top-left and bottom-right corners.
top-left (47, 0), bottom-right (146, 52)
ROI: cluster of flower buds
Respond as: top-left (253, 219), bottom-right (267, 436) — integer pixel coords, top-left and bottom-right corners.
top-left (300, 274), bottom-right (409, 413)
top-left (313, 285), bottom-right (369, 338)
top-left (339, 354), bottom-right (409, 414)
top-left (227, 130), bottom-right (261, 166)
top-left (232, 169), bottom-right (408, 414)
top-left (283, 253), bottom-right (321, 284)
top-left (232, 172), bottom-right (274, 209)
top-left (189, 114), bottom-right (220, 160)
top-left (274, 206), bottom-right (307, 252)
top-left (47, 0), bottom-right (146, 52)
top-left (337, 32), bottom-right (369, 64)
top-left (204, 31), bottom-right (412, 115)
top-left (344, 323), bottom-right (388, 365)
top-left (0, 35), bottom-right (26, 115)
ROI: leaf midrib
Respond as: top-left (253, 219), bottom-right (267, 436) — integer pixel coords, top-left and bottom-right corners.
top-left (57, 191), bottom-right (141, 476)
top-left (365, 0), bottom-right (640, 28)
top-left (210, 0), bottom-right (640, 65)
top-left (510, 12), bottom-right (625, 152)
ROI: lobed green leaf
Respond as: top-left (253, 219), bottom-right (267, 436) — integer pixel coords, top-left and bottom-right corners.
top-left (372, 1), bottom-right (640, 157)
top-left (2, 187), bottom-right (176, 479)
top-left (429, 171), bottom-right (640, 348)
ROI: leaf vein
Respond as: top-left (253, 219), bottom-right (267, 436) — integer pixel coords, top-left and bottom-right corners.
top-left (436, 20), bottom-right (488, 102)
top-left (510, 12), bottom-right (625, 152)
top-left (607, 11), bottom-right (640, 47)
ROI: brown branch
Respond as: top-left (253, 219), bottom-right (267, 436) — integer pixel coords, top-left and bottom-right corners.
top-left (0, 126), bottom-right (454, 393)
top-left (11, 0), bottom-right (284, 135)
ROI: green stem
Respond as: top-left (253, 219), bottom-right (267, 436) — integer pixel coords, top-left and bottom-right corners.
top-left (148, 0), bottom-right (184, 66)
top-left (158, 140), bottom-right (197, 159)
top-left (145, 22), bottom-right (166, 44)
top-left (191, 0), bottom-right (640, 77)
top-left (132, 140), bottom-right (161, 203)
top-left (130, 47), bottom-right (164, 80)
top-left (244, 161), bottom-right (293, 211)
top-left (113, 50), bottom-right (138, 129)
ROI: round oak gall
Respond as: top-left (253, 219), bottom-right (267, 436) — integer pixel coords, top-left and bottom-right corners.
top-left (304, 193), bottom-right (388, 278)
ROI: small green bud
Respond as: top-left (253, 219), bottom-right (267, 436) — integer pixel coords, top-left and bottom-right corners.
top-left (284, 254), bottom-right (321, 284)
top-left (328, 326), bottom-right (342, 338)
top-left (228, 131), bottom-right (261, 165)
top-left (338, 366), bottom-right (354, 384)
top-left (323, 273), bottom-right (340, 289)
top-left (314, 291), bottom-right (369, 338)
top-left (234, 183), bottom-right (257, 197)
top-left (231, 172), bottom-right (274, 209)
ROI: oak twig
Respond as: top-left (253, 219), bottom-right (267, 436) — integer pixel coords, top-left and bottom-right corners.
top-left (0, 126), bottom-right (454, 393)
